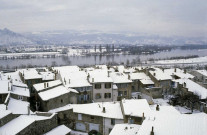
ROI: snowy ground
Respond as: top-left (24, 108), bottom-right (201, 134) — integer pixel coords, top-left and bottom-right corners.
top-left (152, 56), bottom-right (207, 65)
top-left (151, 98), bottom-right (201, 114)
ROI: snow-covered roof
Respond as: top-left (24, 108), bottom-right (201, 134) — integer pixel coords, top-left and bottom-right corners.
top-left (140, 79), bottom-right (154, 85)
top-left (0, 104), bottom-right (12, 119)
top-left (38, 85), bottom-right (78, 101)
top-left (53, 66), bottom-right (80, 73)
top-left (40, 72), bottom-right (54, 81)
top-left (109, 124), bottom-right (141, 135)
top-left (38, 85), bottom-right (71, 101)
top-left (8, 98), bottom-right (32, 114)
top-left (110, 72), bottom-right (132, 84)
top-left (149, 68), bottom-right (172, 81)
top-left (88, 69), bottom-right (113, 83)
top-left (49, 104), bottom-right (74, 113)
top-left (21, 69), bottom-right (42, 80)
top-left (174, 79), bottom-right (207, 99)
top-left (73, 102), bottom-right (123, 119)
top-left (116, 65), bottom-right (135, 73)
top-left (62, 71), bottom-right (92, 88)
top-left (122, 99), bottom-right (151, 117)
top-left (196, 70), bottom-right (207, 77)
top-left (0, 80), bottom-right (11, 94)
top-left (0, 115), bottom-right (35, 135)
top-left (11, 86), bottom-right (30, 97)
top-left (138, 113), bottom-right (207, 135)
top-left (165, 68), bottom-right (194, 79)
top-left (44, 125), bottom-right (71, 135)
top-left (130, 72), bottom-right (150, 80)
top-left (33, 80), bottom-right (62, 92)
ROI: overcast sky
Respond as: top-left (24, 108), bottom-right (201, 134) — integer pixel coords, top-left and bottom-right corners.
top-left (0, 0), bottom-right (206, 37)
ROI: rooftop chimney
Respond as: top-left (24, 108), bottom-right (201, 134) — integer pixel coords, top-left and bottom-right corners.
top-left (128, 74), bottom-right (130, 80)
top-left (44, 82), bottom-right (46, 88)
top-left (28, 105), bottom-right (30, 115)
top-left (142, 112), bottom-right (145, 120)
top-left (47, 82), bottom-right (49, 87)
top-left (150, 126), bottom-right (154, 135)
top-left (153, 73), bottom-right (156, 76)
top-left (183, 82), bottom-right (186, 88)
top-left (102, 107), bottom-right (106, 113)
top-left (156, 105), bottom-right (160, 111)
top-left (8, 82), bottom-right (10, 91)
top-left (174, 68), bottom-right (177, 72)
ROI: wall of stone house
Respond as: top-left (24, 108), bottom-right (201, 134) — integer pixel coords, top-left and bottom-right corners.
top-left (55, 109), bottom-right (75, 129)
top-left (124, 115), bottom-right (143, 125)
top-left (34, 113), bottom-right (58, 135)
top-left (10, 93), bottom-right (28, 101)
top-left (117, 83), bottom-right (132, 101)
top-left (39, 93), bottom-right (71, 112)
top-left (140, 87), bottom-right (163, 99)
top-left (103, 118), bottom-right (123, 135)
top-left (16, 121), bottom-right (36, 135)
top-left (93, 83), bottom-right (113, 102)
top-left (0, 113), bottom-right (18, 127)
top-left (159, 80), bottom-right (171, 90)
top-left (0, 94), bottom-right (8, 104)
top-left (131, 80), bottom-right (139, 92)
top-left (17, 113), bottom-right (58, 135)
top-left (74, 113), bottom-right (103, 134)
top-left (69, 93), bottom-right (77, 104)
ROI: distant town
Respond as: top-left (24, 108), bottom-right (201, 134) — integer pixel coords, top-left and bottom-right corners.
top-left (0, 64), bottom-right (207, 135)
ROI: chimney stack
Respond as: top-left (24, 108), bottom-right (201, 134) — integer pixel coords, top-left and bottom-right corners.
top-left (142, 112), bottom-right (145, 119)
top-left (156, 105), bottom-right (160, 111)
top-left (28, 105), bottom-right (30, 115)
top-left (102, 107), bottom-right (106, 113)
top-left (153, 73), bottom-right (156, 76)
top-left (150, 126), bottom-right (154, 135)
top-left (47, 82), bottom-right (49, 87)
top-left (44, 82), bottom-right (46, 88)
top-left (8, 82), bottom-right (10, 91)
top-left (183, 82), bottom-right (186, 88)
top-left (174, 68), bottom-right (177, 72)
top-left (128, 74), bottom-right (130, 80)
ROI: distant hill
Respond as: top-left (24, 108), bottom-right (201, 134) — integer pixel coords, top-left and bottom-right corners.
top-left (0, 28), bottom-right (34, 45)
top-left (24, 30), bottom-right (207, 45)
top-left (0, 28), bottom-right (206, 45)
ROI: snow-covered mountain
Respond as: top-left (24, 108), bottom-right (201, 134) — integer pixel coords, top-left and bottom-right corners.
top-left (0, 28), bottom-right (34, 45)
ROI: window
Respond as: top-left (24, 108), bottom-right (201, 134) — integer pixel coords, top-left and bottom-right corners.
top-left (18, 96), bottom-right (23, 100)
top-left (104, 93), bottom-right (111, 99)
top-left (78, 114), bottom-right (82, 120)
top-left (118, 91), bottom-right (123, 96)
top-left (111, 119), bottom-right (115, 125)
top-left (95, 84), bottom-right (101, 89)
top-left (128, 118), bottom-right (134, 124)
top-left (124, 91), bottom-right (127, 96)
top-left (95, 93), bottom-right (102, 99)
top-left (91, 116), bottom-right (94, 120)
top-left (105, 83), bottom-right (111, 89)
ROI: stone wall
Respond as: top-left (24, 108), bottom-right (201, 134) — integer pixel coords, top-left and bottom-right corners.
top-left (0, 113), bottom-right (18, 127)
top-left (39, 92), bottom-right (71, 112)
